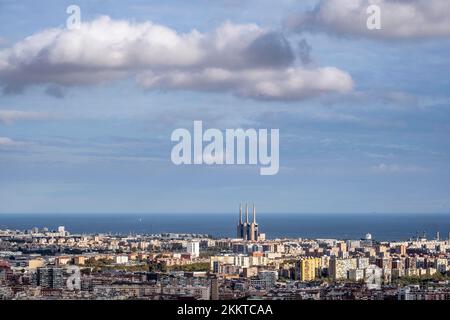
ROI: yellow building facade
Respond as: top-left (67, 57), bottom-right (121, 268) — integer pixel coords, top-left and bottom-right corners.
top-left (299, 257), bottom-right (321, 281)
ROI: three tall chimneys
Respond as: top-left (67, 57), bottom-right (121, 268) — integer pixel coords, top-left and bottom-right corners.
top-left (239, 203), bottom-right (256, 223)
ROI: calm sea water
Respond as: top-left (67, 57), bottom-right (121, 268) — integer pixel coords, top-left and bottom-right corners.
top-left (0, 213), bottom-right (449, 241)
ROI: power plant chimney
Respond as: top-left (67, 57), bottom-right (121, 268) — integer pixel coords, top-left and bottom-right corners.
top-left (245, 203), bottom-right (249, 223)
top-left (239, 204), bottom-right (242, 224)
top-left (237, 203), bottom-right (261, 241)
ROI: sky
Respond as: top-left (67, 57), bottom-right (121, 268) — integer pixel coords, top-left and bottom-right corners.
top-left (0, 0), bottom-right (450, 214)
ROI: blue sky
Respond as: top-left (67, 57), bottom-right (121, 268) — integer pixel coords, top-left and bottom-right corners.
top-left (1, 0), bottom-right (450, 214)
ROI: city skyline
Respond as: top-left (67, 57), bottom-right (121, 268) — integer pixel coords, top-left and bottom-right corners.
top-left (0, 1), bottom-right (450, 214)
top-left (2, 221), bottom-right (450, 301)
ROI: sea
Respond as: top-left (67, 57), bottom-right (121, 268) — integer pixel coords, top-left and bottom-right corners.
top-left (0, 213), bottom-right (449, 242)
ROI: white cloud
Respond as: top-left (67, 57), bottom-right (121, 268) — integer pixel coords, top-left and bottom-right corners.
top-left (0, 136), bottom-right (22, 147)
top-left (137, 66), bottom-right (353, 100)
top-left (286, 0), bottom-right (450, 39)
top-left (0, 110), bottom-right (51, 124)
top-left (0, 16), bottom-right (353, 100)
top-left (372, 163), bottom-right (428, 173)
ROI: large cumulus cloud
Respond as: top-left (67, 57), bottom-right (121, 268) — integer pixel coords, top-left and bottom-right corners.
top-left (0, 16), bottom-right (353, 100)
top-left (286, 0), bottom-right (450, 40)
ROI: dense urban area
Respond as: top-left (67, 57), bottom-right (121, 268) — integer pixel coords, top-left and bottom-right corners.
top-left (1, 210), bottom-right (450, 300)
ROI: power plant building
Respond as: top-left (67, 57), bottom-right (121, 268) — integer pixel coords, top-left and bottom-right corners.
top-left (236, 204), bottom-right (261, 241)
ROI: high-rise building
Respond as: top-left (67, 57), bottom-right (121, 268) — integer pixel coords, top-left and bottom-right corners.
top-left (187, 241), bottom-right (200, 258)
top-left (37, 267), bottom-right (64, 289)
top-left (236, 203), bottom-right (260, 241)
top-left (329, 258), bottom-right (357, 280)
top-left (298, 257), bottom-right (321, 281)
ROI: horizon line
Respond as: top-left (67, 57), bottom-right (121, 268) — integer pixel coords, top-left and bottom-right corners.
top-left (1, 212), bottom-right (450, 215)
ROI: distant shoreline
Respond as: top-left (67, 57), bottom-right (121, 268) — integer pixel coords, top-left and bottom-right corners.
top-left (1, 213), bottom-right (449, 242)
